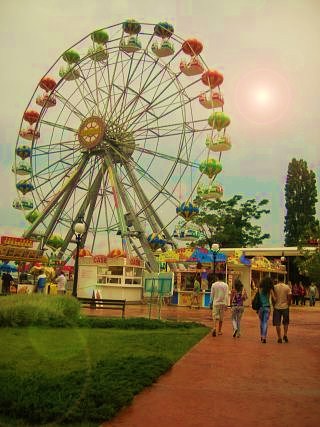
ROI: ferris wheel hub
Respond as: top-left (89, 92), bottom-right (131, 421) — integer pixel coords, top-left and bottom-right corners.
top-left (78, 116), bottom-right (105, 150)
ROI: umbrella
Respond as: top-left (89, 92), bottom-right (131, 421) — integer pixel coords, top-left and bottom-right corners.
top-left (0, 263), bottom-right (18, 273)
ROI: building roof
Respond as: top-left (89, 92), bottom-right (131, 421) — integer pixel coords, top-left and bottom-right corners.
top-left (221, 247), bottom-right (317, 257)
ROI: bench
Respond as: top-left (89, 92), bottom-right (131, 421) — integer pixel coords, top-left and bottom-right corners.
top-left (78, 298), bottom-right (126, 318)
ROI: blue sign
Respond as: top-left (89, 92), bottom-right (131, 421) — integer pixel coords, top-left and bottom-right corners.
top-left (187, 247), bottom-right (227, 263)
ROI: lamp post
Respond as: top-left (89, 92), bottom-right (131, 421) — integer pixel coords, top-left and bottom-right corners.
top-left (211, 243), bottom-right (220, 281)
top-left (280, 252), bottom-right (288, 282)
top-left (72, 217), bottom-right (86, 297)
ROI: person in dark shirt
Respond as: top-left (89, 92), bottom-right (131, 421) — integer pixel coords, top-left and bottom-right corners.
top-left (1, 272), bottom-right (13, 294)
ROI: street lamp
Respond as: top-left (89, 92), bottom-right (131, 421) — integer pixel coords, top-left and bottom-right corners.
top-left (72, 217), bottom-right (86, 297)
top-left (211, 243), bottom-right (220, 281)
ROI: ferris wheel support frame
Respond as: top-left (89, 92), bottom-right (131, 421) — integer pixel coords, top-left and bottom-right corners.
top-left (104, 153), bottom-right (159, 272)
top-left (124, 162), bottom-right (177, 248)
top-left (23, 155), bottom-right (90, 240)
top-left (56, 159), bottom-right (107, 258)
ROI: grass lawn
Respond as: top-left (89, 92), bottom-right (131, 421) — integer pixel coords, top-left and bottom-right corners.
top-left (0, 324), bottom-right (208, 426)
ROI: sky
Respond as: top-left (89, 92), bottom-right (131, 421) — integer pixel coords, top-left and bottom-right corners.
top-left (0, 0), bottom-right (319, 249)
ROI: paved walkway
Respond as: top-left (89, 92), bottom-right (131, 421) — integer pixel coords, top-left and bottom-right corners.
top-left (98, 304), bottom-right (320, 427)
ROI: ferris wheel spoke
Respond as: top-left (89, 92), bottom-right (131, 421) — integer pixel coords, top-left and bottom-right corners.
top-left (134, 118), bottom-right (209, 141)
top-left (124, 45), bottom-right (182, 109)
top-left (104, 53), bottom-right (142, 123)
top-left (134, 146), bottom-right (198, 168)
top-left (127, 77), bottom-right (201, 132)
top-left (128, 158), bottom-right (180, 205)
top-left (109, 40), bottom-right (157, 125)
top-left (131, 91), bottom-right (199, 134)
top-left (32, 147), bottom-right (83, 181)
top-left (102, 42), bottom-right (123, 121)
top-left (114, 61), bottom-right (162, 126)
top-left (54, 90), bottom-right (86, 120)
top-left (33, 146), bottom-right (78, 158)
top-left (33, 156), bottom-right (87, 213)
top-left (118, 63), bottom-right (170, 127)
top-left (39, 119), bottom-right (78, 133)
top-left (71, 70), bottom-right (97, 115)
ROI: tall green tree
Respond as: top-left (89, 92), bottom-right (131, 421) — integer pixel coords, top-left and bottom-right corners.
top-left (284, 159), bottom-right (319, 246)
top-left (190, 195), bottom-right (270, 248)
top-left (295, 224), bottom-right (320, 284)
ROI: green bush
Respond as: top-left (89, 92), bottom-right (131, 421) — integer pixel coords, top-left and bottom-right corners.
top-left (78, 315), bottom-right (205, 329)
top-left (0, 355), bottom-right (171, 424)
top-left (0, 294), bottom-right (80, 327)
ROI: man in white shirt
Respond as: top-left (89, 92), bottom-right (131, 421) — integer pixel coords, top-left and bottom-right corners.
top-left (210, 275), bottom-right (229, 337)
top-left (272, 281), bottom-right (292, 343)
top-left (56, 271), bottom-right (67, 295)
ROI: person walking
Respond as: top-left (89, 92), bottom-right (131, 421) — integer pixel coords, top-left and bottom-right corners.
top-left (299, 282), bottom-right (306, 305)
top-left (257, 276), bottom-right (274, 343)
top-left (210, 274), bottom-right (229, 337)
top-left (309, 283), bottom-right (317, 306)
top-left (190, 274), bottom-right (201, 308)
top-left (230, 279), bottom-right (247, 338)
top-left (272, 281), bottom-right (292, 343)
top-left (292, 283), bottom-right (300, 305)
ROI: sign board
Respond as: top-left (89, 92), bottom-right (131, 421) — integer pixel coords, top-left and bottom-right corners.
top-left (1, 236), bottom-right (34, 248)
top-left (144, 272), bottom-right (174, 296)
top-left (158, 250), bottom-right (179, 262)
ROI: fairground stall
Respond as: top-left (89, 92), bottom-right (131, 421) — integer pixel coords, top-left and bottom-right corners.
top-left (77, 251), bottom-right (145, 301)
top-left (0, 235), bottom-right (44, 293)
top-left (158, 247), bottom-right (227, 308)
top-left (157, 247), bottom-right (287, 307)
top-left (226, 250), bottom-right (287, 305)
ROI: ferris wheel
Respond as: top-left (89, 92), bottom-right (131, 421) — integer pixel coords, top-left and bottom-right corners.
top-left (13, 20), bottom-right (231, 271)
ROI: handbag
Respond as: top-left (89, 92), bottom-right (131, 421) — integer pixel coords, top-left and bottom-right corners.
top-left (251, 291), bottom-right (261, 311)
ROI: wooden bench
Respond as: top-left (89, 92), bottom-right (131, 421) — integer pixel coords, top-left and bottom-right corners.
top-left (78, 298), bottom-right (126, 318)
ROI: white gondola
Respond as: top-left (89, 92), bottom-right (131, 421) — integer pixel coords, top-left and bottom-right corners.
top-left (151, 40), bottom-right (174, 57)
top-left (119, 36), bottom-right (142, 53)
top-left (12, 160), bottom-right (32, 176)
top-left (197, 183), bottom-right (223, 200)
top-left (180, 57), bottom-right (204, 76)
top-left (173, 224), bottom-right (202, 241)
top-left (36, 93), bottom-right (57, 108)
top-left (199, 92), bottom-right (224, 109)
top-left (205, 135), bottom-right (231, 152)
top-left (12, 197), bottom-right (34, 210)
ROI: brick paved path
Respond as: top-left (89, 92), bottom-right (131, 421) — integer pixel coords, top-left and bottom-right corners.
top-left (97, 304), bottom-right (320, 427)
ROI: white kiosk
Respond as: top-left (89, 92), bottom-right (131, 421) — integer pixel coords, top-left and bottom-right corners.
top-left (77, 255), bottom-right (145, 302)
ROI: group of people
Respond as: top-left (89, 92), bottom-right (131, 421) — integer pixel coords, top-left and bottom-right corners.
top-left (209, 274), bottom-right (292, 344)
top-left (1, 270), bottom-right (67, 295)
top-left (36, 270), bottom-right (67, 295)
top-left (291, 282), bottom-right (317, 306)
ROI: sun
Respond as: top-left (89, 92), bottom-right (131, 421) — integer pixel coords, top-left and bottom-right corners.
top-left (234, 68), bottom-right (291, 125)
top-left (254, 87), bottom-right (272, 106)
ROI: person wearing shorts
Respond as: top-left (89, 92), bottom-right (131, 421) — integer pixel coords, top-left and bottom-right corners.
top-left (272, 281), bottom-right (292, 343)
top-left (210, 275), bottom-right (229, 337)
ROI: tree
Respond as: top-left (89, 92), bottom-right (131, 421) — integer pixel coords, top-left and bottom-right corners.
top-left (190, 195), bottom-right (270, 248)
top-left (297, 248), bottom-right (320, 284)
top-left (296, 224), bottom-right (320, 284)
top-left (284, 159), bottom-right (319, 246)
